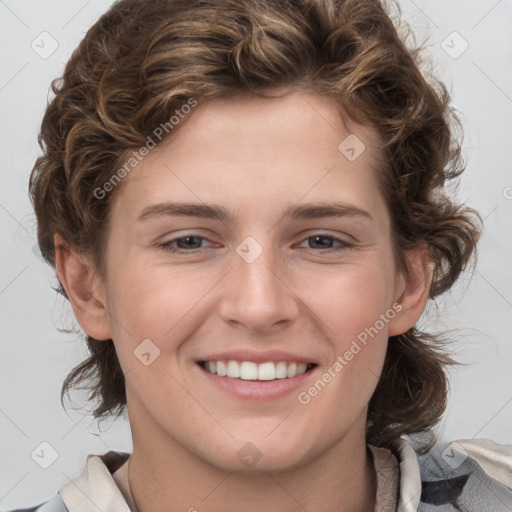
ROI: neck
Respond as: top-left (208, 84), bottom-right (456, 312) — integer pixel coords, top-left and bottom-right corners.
top-left (127, 410), bottom-right (376, 512)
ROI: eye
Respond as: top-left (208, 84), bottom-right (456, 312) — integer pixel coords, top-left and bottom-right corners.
top-left (158, 235), bottom-right (213, 253)
top-left (297, 234), bottom-right (353, 252)
top-left (157, 233), bottom-right (353, 255)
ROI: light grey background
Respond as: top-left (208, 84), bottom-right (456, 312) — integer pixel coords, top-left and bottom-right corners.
top-left (1, 0), bottom-right (511, 508)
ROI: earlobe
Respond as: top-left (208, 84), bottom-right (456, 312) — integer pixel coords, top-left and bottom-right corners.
top-left (388, 244), bottom-right (432, 336)
top-left (54, 234), bottom-right (112, 341)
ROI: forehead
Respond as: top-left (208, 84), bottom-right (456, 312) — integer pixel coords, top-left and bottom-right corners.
top-left (110, 91), bottom-right (386, 225)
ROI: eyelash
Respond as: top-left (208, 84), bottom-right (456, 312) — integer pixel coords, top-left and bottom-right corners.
top-left (157, 234), bottom-right (353, 254)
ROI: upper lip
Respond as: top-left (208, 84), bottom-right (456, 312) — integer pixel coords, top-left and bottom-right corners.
top-left (197, 349), bottom-right (318, 365)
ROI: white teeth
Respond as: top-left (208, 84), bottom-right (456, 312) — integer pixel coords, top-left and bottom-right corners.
top-left (240, 361), bottom-right (258, 380)
top-left (286, 362), bottom-right (297, 378)
top-left (227, 360), bottom-right (240, 378)
top-left (216, 361), bottom-right (227, 376)
top-left (275, 362), bottom-right (288, 379)
top-left (296, 363), bottom-right (307, 376)
top-left (202, 360), bottom-right (313, 380)
top-left (257, 362), bottom-right (275, 380)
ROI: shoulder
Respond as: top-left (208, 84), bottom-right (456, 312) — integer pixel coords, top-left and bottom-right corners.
top-left (5, 450), bottom-right (130, 512)
top-left (395, 436), bottom-right (512, 511)
top-left (4, 494), bottom-right (68, 512)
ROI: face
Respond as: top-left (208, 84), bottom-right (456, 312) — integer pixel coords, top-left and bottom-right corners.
top-left (88, 91), bottom-right (410, 472)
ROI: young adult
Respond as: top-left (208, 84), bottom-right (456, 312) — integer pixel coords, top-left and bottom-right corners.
top-left (15, 0), bottom-right (512, 510)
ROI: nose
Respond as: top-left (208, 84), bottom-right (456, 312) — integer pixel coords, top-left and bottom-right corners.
top-left (217, 240), bottom-right (300, 334)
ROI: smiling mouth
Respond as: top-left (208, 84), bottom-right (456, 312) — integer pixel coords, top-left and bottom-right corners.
top-left (198, 360), bottom-right (317, 381)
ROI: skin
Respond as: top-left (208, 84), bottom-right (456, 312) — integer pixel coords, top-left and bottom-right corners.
top-left (56, 90), bottom-right (431, 512)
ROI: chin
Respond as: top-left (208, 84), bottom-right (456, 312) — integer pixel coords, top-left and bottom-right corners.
top-left (198, 434), bottom-right (319, 475)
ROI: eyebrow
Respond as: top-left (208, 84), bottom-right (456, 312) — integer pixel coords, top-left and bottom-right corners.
top-left (138, 201), bottom-right (374, 223)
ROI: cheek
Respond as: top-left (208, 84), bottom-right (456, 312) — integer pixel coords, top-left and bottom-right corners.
top-left (104, 258), bottom-right (221, 353)
top-left (294, 257), bottom-right (395, 398)
top-left (298, 259), bottom-right (396, 339)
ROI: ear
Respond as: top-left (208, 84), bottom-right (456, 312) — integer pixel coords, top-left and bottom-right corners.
top-left (388, 244), bottom-right (432, 336)
top-left (54, 234), bottom-right (112, 341)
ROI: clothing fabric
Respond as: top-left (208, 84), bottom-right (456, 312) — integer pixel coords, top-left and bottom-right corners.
top-left (7, 437), bottom-right (512, 511)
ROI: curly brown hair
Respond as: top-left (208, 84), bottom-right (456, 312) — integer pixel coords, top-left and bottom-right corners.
top-left (29, 0), bottom-right (480, 448)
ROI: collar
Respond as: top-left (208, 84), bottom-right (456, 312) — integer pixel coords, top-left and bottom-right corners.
top-left (59, 451), bottom-right (131, 511)
top-left (58, 438), bottom-right (423, 511)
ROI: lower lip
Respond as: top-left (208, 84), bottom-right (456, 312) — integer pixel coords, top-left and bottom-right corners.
top-left (196, 363), bottom-right (318, 400)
